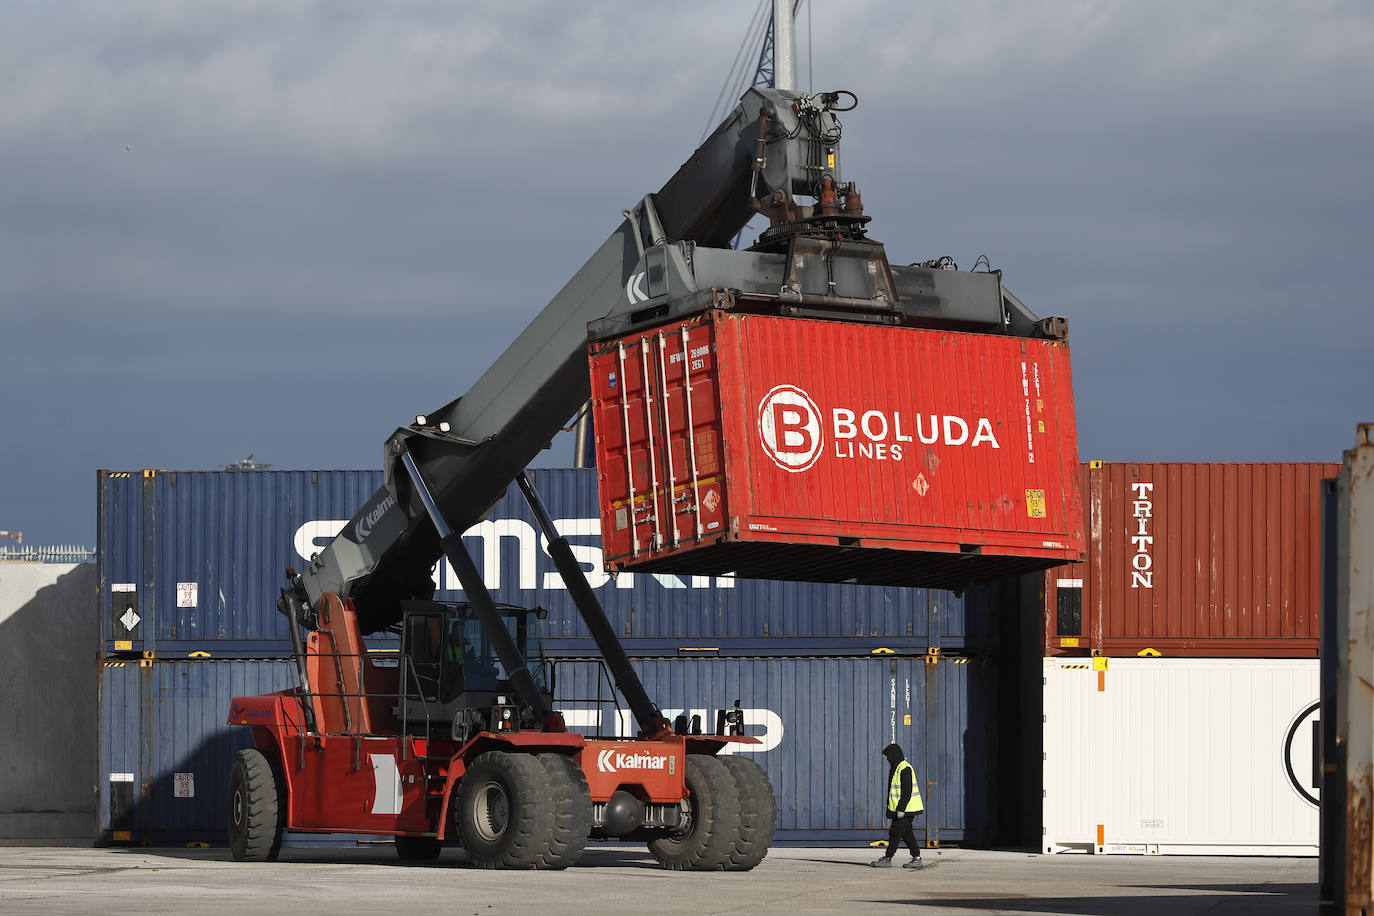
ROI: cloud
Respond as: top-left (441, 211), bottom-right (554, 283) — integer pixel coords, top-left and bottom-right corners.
top-left (2, 0), bottom-right (1373, 546)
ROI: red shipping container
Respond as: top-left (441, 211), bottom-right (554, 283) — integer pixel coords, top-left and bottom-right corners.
top-left (1042, 461), bottom-right (1340, 658)
top-left (588, 310), bottom-right (1083, 589)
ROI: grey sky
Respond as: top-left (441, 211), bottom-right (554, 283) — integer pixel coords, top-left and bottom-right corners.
top-left (2, 1), bottom-right (1371, 546)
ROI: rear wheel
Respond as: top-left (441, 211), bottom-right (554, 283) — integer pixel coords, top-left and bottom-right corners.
top-left (719, 754), bottom-right (776, 870)
top-left (228, 748), bottom-right (284, 862)
top-left (536, 753), bottom-right (592, 869)
top-left (647, 754), bottom-right (741, 871)
top-left (455, 751), bottom-right (556, 869)
top-left (394, 836), bottom-right (442, 861)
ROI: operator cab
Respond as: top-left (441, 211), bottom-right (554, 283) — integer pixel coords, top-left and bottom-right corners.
top-left (396, 600), bottom-right (552, 742)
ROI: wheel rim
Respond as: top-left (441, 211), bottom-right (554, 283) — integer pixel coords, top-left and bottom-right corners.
top-left (232, 787), bottom-right (244, 828)
top-left (471, 780), bottom-right (509, 842)
top-left (663, 794), bottom-right (694, 846)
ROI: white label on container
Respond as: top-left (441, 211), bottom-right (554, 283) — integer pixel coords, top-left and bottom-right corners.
top-left (176, 582), bottom-right (198, 608)
top-left (1057, 579), bottom-right (1083, 588)
top-left (112, 583), bottom-right (136, 593)
top-left (110, 773), bottom-right (134, 782)
top-left (1142, 818), bottom-right (1164, 829)
top-left (174, 773), bottom-right (194, 798)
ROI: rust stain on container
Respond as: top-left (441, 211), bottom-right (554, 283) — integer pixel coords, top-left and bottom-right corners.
top-left (1348, 775), bottom-right (1372, 911)
top-left (589, 309), bottom-right (1084, 589)
top-left (1043, 462), bottom-right (1339, 658)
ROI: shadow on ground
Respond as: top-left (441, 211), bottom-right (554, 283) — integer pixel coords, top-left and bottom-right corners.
top-left (103, 843), bottom-right (664, 870)
top-left (865, 882), bottom-right (1316, 915)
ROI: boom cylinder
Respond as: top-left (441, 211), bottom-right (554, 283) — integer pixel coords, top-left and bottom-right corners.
top-left (516, 472), bottom-right (672, 739)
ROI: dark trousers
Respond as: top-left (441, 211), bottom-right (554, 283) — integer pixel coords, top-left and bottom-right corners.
top-left (885, 813), bottom-right (921, 858)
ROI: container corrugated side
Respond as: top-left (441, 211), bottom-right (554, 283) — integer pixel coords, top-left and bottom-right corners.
top-left (590, 311), bottom-right (1084, 589)
top-left (97, 657), bottom-right (296, 843)
top-left (1042, 657), bottom-right (1319, 855)
top-left (99, 654), bottom-right (1001, 846)
top-left (100, 468), bottom-right (990, 653)
top-left (552, 654), bottom-right (994, 843)
top-left (1043, 462), bottom-right (1338, 657)
top-left (98, 470), bottom-right (379, 654)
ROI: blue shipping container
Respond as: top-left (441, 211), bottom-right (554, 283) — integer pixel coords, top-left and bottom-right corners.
top-left (99, 468), bottom-right (991, 656)
top-left (97, 657), bottom-right (296, 843)
top-left (96, 654), bottom-right (1001, 846)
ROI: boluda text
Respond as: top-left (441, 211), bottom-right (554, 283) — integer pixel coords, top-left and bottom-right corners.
top-left (830, 408), bottom-right (1000, 462)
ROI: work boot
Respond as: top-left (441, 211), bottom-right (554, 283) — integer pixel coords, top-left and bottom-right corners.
top-left (902, 856), bottom-right (924, 870)
top-left (868, 856), bottom-right (894, 867)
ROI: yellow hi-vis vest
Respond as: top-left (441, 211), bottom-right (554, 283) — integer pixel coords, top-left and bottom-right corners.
top-left (888, 760), bottom-right (924, 814)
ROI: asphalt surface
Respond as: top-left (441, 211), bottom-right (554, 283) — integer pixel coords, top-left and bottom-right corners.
top-left (0, 845), bottom-right (1318, 915)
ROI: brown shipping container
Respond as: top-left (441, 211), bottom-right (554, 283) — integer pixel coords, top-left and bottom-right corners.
top-left (1043, 462), bottom-right (1339, 658)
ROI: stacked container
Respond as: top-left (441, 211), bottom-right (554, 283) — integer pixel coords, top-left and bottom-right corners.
top-left (1038, 461), bottom-right (1339, 856)
top-left (97, 468), bottom-right (1028, 847)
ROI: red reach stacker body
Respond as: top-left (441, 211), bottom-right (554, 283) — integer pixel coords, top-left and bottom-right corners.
top-left (228, 593), bottom-right (767, 869)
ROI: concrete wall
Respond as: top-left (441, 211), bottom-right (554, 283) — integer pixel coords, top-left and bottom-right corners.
top-left (0, 561), bottom-right (98, 844)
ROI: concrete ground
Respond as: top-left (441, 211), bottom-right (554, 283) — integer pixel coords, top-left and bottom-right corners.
top-left (0, 845), bottom-right (1316, 915)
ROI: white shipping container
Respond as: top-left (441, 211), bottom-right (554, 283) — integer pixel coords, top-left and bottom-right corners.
top-left (1043, 657), bottom-right (1319, 856)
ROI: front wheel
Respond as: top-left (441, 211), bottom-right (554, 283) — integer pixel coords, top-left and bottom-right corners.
top-left (228, 748), bottom-right (284, 862)
top-left (719, 755), bottom-right (776, 870)
top-left (647, 754), bottom-right (741, 870)
top-left (455, 751), bottom-right (556, 869)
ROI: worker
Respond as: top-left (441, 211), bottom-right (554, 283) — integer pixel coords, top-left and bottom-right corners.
top-left (870, 742), bottom-right (924, 869)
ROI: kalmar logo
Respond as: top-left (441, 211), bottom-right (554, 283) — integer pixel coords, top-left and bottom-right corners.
top-left (757, 384), bottom-right (823, 473)
top-left (596, 747), bottom-right (669, 773)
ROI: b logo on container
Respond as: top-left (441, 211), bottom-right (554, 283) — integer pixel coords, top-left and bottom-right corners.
top-left (757, 384), bottom-right (823, 472)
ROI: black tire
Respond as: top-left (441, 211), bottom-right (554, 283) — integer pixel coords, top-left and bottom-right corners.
top-left (228, 748), bottom-right (284, 862)
top-left (536, 753), bottom-right (592, 869)
top-left (394, 836), bottom-right (443, 861)
top-left (455, 751), bottom-right (556, 869)
top-left (718, 754), bottom-right (776, 870)
top-left (647, 754), bottom-right (741, 871)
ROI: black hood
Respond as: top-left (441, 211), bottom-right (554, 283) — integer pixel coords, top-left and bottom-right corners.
top-left (882, 743), bottom-right (905, 766)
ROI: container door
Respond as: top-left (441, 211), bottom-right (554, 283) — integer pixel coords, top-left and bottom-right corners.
top-left (99, 471), bottom-right (150, 654)
top-left (924, 655), bottom-right (991, 847)
top-left (591, 318), bottom-right (728, 566)
top-left (98, 659), bottom-right (150, 843)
